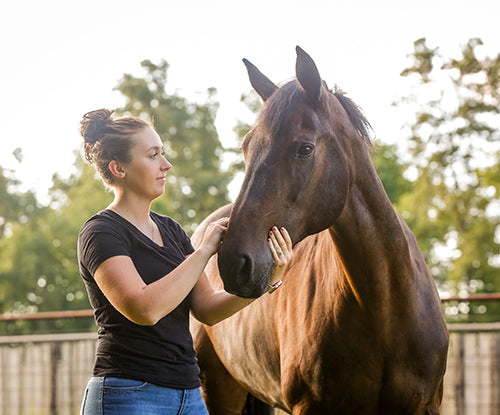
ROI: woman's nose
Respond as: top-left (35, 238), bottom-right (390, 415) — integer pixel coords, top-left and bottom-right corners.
top-left (162, 157), bottom-right (172, 171)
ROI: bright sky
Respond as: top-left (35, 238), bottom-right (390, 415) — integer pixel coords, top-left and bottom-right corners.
top-left (1, 0), bottom-right (499, 203)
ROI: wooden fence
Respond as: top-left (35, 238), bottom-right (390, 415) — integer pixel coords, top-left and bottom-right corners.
top-left (0, 325), bottom-right (498, 415)
top-left (442, 323), bottom-right (500, 415)
top-left (0, 332), bottom-right (96, 415)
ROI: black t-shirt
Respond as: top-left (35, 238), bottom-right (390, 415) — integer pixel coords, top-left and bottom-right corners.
top-left (77, 209), bottom-right (200, 389)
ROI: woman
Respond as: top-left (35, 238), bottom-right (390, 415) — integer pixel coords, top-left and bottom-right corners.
top-left (78, 109), bottom-right (293, 414)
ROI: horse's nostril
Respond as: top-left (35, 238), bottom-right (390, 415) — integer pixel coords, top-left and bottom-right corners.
top-left (218, 252), bottom-right (260, 297)
top-left (227, 254), bottom-right (254, 291)
top-left (238, 254), bottom-right (254, 283)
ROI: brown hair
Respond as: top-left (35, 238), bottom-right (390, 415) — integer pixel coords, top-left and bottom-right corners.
top-left (79, 109), bottom-right (151, 185)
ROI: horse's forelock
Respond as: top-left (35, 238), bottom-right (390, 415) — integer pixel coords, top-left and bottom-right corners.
top-left (258, 81), bottom-right (302, 137)
top-left (257, 80), bottom-right (373, 148)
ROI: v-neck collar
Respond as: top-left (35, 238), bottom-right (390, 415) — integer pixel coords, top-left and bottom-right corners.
top-left (105, 209), bottom-right (165, 247)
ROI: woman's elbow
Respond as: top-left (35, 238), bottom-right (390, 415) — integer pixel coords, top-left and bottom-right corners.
top-left (191, 310), bottom-right (221, 327)
top-left (121, 304), bottom-right (161, 326)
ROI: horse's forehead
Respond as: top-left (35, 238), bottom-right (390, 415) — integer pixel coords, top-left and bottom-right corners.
top-left (243, 84), bottom-right (341, 157)
top-left (260, 95), bottom-right (327, 141)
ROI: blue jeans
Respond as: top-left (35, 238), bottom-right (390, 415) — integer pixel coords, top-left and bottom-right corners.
top-left (80, 377), bottom-right (209, 415)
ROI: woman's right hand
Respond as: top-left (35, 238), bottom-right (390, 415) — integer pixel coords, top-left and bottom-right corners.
top-left (200, 217), bottom-right (229, 256)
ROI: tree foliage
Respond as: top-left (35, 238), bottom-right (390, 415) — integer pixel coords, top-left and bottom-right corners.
top-left (0, 60), bottom-right (233, 331)
top-left (371, 142), bottom-right (413, 205)
top-left (394, 38), bottom-right (500, 319)
top-left (114, 60), bottom-right (233, 234)
top-left (0, 159), bottom-right (41, 240)
top-left (0, 160), bottom-right (111, 333)
top-left (1, 45), bottom-right (499, 328)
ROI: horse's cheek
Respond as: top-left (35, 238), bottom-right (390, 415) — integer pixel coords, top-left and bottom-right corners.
top-left (324, 151), bottom-right (349, 222)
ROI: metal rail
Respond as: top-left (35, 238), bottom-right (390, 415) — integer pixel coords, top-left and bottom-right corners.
top-left (0, 309), bottom-right (94, 321)
top-left (440, 293), bottom-right (500, 302)
top-left (0, 293), bottom-right (499, 322)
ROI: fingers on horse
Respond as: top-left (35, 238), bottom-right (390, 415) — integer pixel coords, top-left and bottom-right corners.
top-left (213, 217), bottom-right (228, 229)
top-left (268, 237), bottom-right (282, 264)
top-left (269, 229), bottom-right (281, 250)
top-left (217, 217), bottom-right (230, 226)
top-left (210, 218), bottom-right (228, 235)
top-left (273, 227), bottom-right (293, 258)
top-left (269, 231), bottom-right (288, 265)
top-left (281, 227), bottom-right (293, 251)
top-left (271, 227), bottom-right (287, 248)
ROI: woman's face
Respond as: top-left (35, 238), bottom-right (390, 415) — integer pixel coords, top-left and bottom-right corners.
top-left (120, 126), bottom-right (172, 200)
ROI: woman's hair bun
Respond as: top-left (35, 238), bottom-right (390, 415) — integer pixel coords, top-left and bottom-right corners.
top-left (80, 109), bottom-right (114, 144)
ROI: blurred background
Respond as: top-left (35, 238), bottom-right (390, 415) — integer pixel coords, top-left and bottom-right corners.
top-left (0, 1), bottom-right (499, 413)
top-left (1, 0), bottom-right (499, 325)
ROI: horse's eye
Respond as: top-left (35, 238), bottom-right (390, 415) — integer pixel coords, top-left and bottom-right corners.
top-left (297, 143), bottom-right (315, 158)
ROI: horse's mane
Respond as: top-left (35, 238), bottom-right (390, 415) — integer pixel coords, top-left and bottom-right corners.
top-left (261, 80), bottom-right (373, 147)
top-left (331, 85), bottom-right (373, 147)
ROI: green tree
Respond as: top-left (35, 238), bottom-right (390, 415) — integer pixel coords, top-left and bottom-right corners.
top-left (229, 92), bottom-right (262, 174)
top-left (395, 38), bottom-right (500, 320)
top-left (0, 152), bottom-right (41, 240)
top-left (0, 158), bottom-right (111, 333)
top-left (0, 59), bottom-right (235, 330)
top-left (371, 142), bottom-right (413, 205)
top-left (114, 60), bottom-right (233, 234)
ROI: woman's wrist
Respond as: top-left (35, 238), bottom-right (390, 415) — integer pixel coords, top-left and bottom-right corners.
top-left (196, 245), bottom-right (217, 261)
top-left (266, 279), bottom-right (283, 294)
top-left (269, 267), bottom-right (283, 284)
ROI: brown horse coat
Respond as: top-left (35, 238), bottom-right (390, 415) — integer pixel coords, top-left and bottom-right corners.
top-left (190, 47), bottom-right (448, 415)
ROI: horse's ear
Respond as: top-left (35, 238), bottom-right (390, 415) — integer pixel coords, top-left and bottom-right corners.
top-left (243, 58), bottom-right (278, 102)
top-left (295, 46), bottom-right (322, 103)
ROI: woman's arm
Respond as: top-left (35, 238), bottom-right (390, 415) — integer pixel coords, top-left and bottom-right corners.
top-left (93, 217), bottom-right (228, 326)
top-left (188, 272), bottom-right (256, 326)
top-left (190, 226), bottom-right (293, 326)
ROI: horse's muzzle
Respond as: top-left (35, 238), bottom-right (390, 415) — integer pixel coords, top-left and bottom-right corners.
top-left (217, 245), bottom-right (271, 298)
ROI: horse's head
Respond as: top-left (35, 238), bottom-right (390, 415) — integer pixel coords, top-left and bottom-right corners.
top-left (218, 47), bottom-right (371, 298)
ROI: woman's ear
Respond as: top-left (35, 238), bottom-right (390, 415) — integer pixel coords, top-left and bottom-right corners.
top-left (108, 160), bottom-right (126, 179)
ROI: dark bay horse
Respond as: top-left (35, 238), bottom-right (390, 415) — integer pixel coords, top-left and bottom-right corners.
top-left (190, 47), bottom-right (448, 415)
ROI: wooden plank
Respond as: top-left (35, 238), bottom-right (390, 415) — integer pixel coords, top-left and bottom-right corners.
top-left (0, 331), bottom-right (97, 345)
top-left (448, 323), bottom-right (500, 332)
top-left (0, 329), bottom-right (499, 414)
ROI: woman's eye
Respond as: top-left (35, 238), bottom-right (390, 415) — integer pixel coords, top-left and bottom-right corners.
top-left (151, 150), bottom-right (165, 159)
top-left (297, 143), bottom-right (315, 158)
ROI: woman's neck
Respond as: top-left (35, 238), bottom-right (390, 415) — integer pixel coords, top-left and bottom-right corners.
top-left (108, 194), bottom-right (163, 245)
top-left (108, 193), bottom-right (154, 230)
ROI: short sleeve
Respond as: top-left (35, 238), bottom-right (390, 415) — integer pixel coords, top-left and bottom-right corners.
top-left (78, 217), bottom-right (131, 277)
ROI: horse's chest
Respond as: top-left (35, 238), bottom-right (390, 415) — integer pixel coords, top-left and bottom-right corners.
top-left (209, 319), bottom-right (284, 402)
top-left (280, 326), bottom-right (441, 414)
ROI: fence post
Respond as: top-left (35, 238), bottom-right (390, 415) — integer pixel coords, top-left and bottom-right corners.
top-left (50, 342), bottom-right (61, 415)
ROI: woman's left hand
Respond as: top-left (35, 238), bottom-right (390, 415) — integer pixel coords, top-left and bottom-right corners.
top-left (268, 226), bottom-right (293, 286)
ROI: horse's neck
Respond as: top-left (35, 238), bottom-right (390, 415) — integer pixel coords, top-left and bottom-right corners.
top-left (328, 154), bottom-right (413, 305)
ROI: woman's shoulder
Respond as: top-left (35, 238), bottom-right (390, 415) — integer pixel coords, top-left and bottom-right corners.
top-left (150, 211), bottom-right (183, 230)
top-left (80, 209), bottom-right (119, 232)
top-left (78, 210), bottom-right (133, 273)
top-left (79, 210), bottom-right (136, 246)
